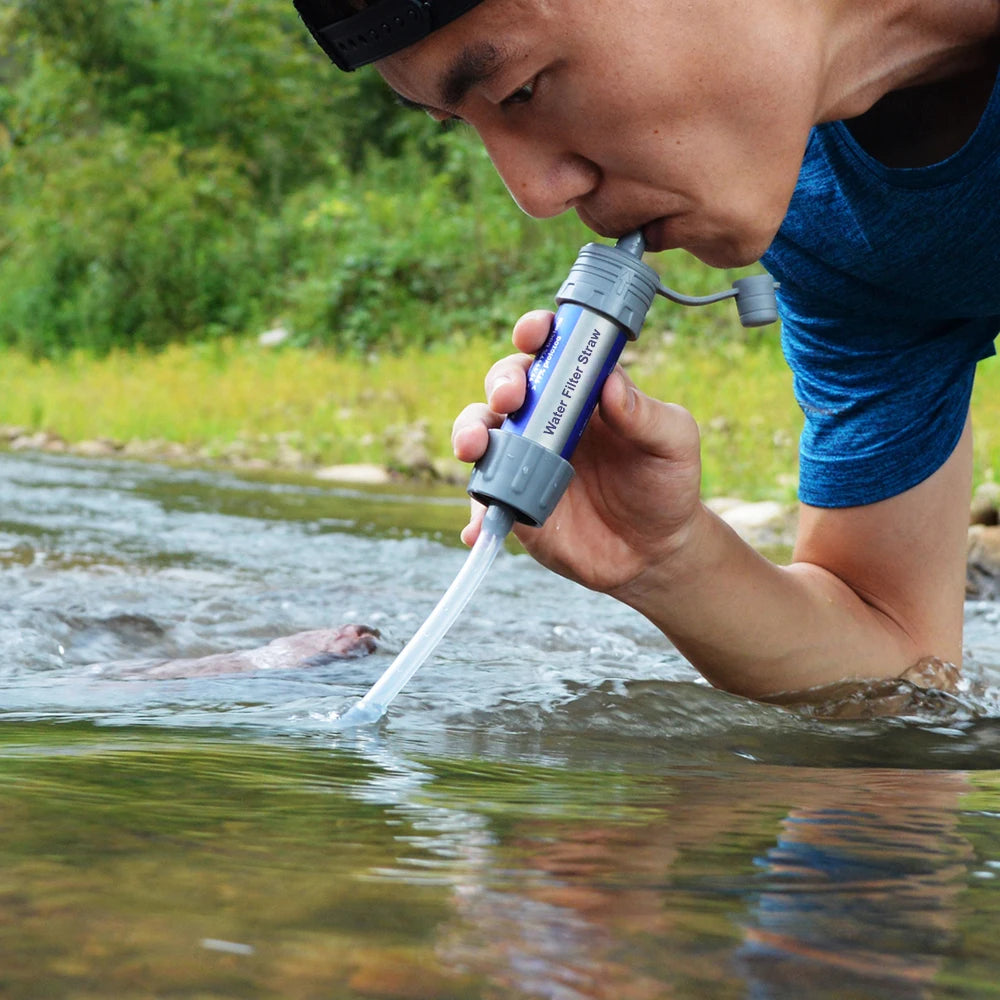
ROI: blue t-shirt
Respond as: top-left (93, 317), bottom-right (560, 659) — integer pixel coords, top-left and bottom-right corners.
top-left (761, 70), bottom-right (1000, 508)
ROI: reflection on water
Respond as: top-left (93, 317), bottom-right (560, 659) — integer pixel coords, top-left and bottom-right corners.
top-left (4, 451), bottom-right (1000, 997)
top-left (2, 724), bottom-right (1000, 999)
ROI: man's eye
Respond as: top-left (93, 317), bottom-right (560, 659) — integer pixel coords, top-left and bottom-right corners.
top-left (502, 81), bottom-right (535, 107)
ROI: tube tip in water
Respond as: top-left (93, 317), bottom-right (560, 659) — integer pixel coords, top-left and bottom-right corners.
top-left (329, 502), bottom-right (512, 728)
top-left (332, 700), bottom-right (387, 729)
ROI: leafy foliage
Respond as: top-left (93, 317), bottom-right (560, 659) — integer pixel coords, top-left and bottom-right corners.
top-left (0, 0), bottom-right (738, 357)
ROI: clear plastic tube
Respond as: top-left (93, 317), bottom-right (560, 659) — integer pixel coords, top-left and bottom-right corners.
top-left (334, 503), bottom-right (516, 728)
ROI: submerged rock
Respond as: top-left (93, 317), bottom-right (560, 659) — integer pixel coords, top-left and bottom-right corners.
top-left (98, 624), bottom-right (379, 679)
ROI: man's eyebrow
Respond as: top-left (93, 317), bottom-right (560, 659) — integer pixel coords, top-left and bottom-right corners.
top-left (440, 41), bottom-right (507, 109)
top-left (391, 41), bottom-right (510, 114)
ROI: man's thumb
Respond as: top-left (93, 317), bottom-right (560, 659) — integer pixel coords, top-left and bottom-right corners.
top-left (599, 368), bottom-right (698, 459)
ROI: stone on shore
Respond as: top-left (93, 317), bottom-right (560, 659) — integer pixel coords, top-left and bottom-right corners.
top-left (315, 463), bottom-right (392, 485)
top-left (968, 523), bottom-right (1000, 599)
top-left (706, 497), bottom-right (797, 550)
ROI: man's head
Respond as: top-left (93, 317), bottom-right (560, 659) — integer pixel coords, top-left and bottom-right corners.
top-left (294, 0), bottom-right (486, 71)
top-left (297, 0), bottom-right (822, 268)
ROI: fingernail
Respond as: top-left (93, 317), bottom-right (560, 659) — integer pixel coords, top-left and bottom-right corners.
top-left (624, 383), bottom-right (637, 413)
top-left (615, 370), bottom-right (637, 413)
top-left (488, 373), bottom-right (512, 396)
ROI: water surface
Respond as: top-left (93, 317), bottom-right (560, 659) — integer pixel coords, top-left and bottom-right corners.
top-left (4, 451), bottom-right (1000, 998)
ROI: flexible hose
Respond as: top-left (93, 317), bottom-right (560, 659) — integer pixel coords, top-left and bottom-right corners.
top-left (334, 503), bottom-right (516, 727)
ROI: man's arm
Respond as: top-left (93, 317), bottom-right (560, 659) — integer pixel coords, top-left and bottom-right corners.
top-left (612, 418), bottom-right (971, 697)
top-left (455, 311), bottom-right (971, 698)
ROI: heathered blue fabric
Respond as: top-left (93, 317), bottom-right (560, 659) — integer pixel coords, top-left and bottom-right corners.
top-left (760, 70), bottom-right (1000, 508)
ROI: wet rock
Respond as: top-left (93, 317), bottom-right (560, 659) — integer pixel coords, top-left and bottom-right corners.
top-left (967, 523), bottom-right (1000, 599)
top-left (61, 613), bottom-right (168, 664)
top-left (64, 612), bottom-right (166, 639)
top-left (98, 624), bottom-right (380, 679)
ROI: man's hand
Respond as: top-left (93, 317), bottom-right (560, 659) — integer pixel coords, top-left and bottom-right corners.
top-left (452, 309), bottom-right (704, 594)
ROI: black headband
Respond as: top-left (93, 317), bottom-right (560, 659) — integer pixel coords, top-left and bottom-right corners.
top-left (295, 0), bottom-right (486, 71)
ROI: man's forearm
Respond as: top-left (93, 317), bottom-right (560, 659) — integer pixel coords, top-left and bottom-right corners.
top-left (613, 503), bottom-right (962, 699)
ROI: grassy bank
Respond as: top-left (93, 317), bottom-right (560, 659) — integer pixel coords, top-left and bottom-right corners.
top-left (4, 333), bottom-right (1000, 502)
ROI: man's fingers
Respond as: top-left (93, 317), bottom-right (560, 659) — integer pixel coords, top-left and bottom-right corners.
top-left (511, 310), bottom-right (555, 354)
top-left (461, 500), bottom-right (487, 547)
top-left (451, 402), bottom-right (501, 463)
top-left (484, 353), bottom-right (533, 413)
top-left (453, 312), bottom-right (553, 547)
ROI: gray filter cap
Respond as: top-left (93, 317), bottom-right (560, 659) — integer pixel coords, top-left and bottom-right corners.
top-left (556, 240), bottom-right (660, 338)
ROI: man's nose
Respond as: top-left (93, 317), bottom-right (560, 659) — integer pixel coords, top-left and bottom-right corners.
top-left (482, 131), bottom-right (599, 220)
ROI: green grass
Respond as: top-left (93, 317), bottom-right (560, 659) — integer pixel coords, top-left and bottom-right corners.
top-left (3, 329), bottom-right (1000, 503)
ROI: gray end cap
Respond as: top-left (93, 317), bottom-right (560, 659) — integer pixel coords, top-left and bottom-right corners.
top-left (467, 429), bottom-right (574, 527)
top-left (732, 274), bottom-right (779, 327)
top-left (556, 243), bottom-right (659, 340)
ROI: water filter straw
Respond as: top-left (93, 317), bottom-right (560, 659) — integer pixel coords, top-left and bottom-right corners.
top-left (334, 502), bottom-right (515, 728)
top-left (467, 232), bottom-right (660, 526)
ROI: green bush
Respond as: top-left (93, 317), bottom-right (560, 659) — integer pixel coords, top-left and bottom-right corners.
top-left (279, 134), bottom-right (599, 352)
top-left (0, 124), bottom-right (273, 355)
top-left (0, 0), bottom-right (747, 358)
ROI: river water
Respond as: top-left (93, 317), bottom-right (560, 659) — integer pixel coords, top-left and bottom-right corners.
top-left (4, 450), bottom-right (1000, 997)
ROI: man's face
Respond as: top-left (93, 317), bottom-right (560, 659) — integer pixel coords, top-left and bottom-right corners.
top-left (378, 0), bottom-right (817, 268)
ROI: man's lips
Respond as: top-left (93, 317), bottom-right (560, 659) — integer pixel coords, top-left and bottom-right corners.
top-left (639, 217), bottom-right (679, 254)
top-left (576, 208), bottom-right (683, 254)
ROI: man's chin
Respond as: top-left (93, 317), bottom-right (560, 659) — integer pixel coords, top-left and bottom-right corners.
top-left (639, 218), bottom-right (774, 269)
top-left (691, 246), bottom-right (767, 269)
top-left (683, 233), bottom-right (775, 270)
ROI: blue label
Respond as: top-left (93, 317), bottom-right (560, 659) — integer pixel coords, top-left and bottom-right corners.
top-left (502, 303), bottom-right (627, 460)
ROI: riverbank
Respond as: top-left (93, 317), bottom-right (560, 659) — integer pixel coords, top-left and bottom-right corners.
top-left (6, 334), bottom-right (1000, 552)
top-left (0, 422), bottom-right (802, 562)
top-left (0, 334), bottom-right (807, 500)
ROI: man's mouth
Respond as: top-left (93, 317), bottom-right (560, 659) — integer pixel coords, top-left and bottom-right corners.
top-left (638, 217), bottom-right (678, 254)
top-left (575, 209), bottom-right (682, 255)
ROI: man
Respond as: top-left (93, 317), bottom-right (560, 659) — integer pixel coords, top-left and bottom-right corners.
top-left (295, 0), bottom-right (1000, 698)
